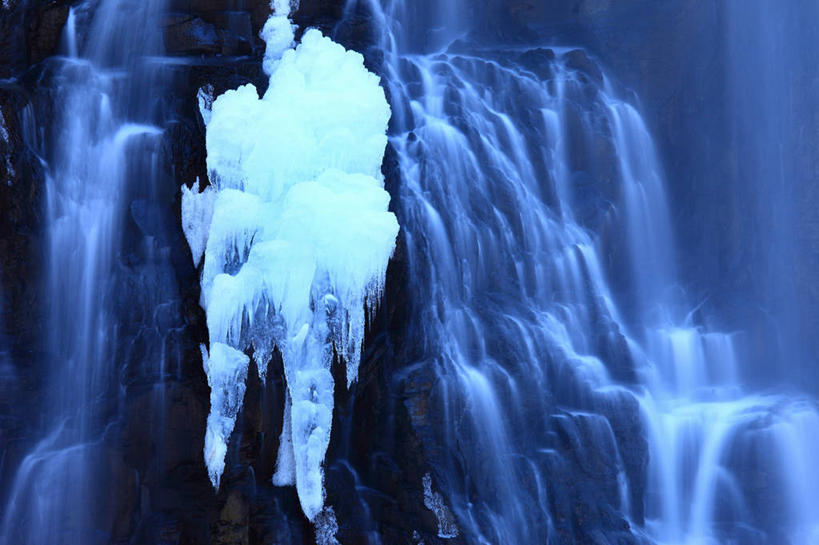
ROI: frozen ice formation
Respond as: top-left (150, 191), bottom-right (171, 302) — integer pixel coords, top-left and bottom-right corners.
top-left (196, 84), bottom-right (214, 126)
top-left (201, 342), bottom-right (249, 489)
top-left (180, 179), bottom-right (214, 267)
top-left (261, 0), bottom-right (297, 75)
top-left (423, 473), bottom-right (459, 539)
top-left (314, 507), bottom-right (340, 545)
top-left (181, 3), bottom-right (397, 522)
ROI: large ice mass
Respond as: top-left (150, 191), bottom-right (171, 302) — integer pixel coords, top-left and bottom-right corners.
top-left (181, 6), bottom-right (397, 521)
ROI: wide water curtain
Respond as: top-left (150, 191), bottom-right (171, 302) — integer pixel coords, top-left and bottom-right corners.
top-left (181, 2), bottom-right (398, 525)
top-left (360, 0), bottom-right (819, 543)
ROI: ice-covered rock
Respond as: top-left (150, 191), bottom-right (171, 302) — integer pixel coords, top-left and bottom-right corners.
top-left (261, 0), bottom-right (297, 75)
top-left (181, 7), bottom-right (397, 522)
top-left (423, 473), bottom-right (459, 539)
top-left (196, 84), bottom-right (214, 126)
top-left (0, 108), bottom-right (8, 142)
top-left (315, 507), bottom-right (340, 545)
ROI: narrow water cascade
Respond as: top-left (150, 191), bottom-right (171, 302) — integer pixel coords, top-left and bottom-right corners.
top-left (0, 0), bottom-right (168, 542)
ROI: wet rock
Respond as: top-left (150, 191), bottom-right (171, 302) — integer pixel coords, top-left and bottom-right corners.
top-left (27, 2), bottom-right (70, 64)
top-left (601, 391), bottom-right (648, 524)
top-left (214, 489), bottom-right (250, 545)
top-left (292, 0), bottom-right (345, 37)
top-left (0, 4), bottom-right (25, 77)
top-left (163, 12), bottom-right (255, 56)
top-left (515, 47), bottom-right (556, 80)
top-left (564, 48), bottom-right (604, 86)
top-left (205, 11), bottom-right (254, 51)
top-left (163, 13), bottom-right (223, 55)
top-left (0, 89), bottom-right (46, 350)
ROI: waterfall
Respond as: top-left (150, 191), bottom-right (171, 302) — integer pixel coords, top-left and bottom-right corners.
top-left (723, 0), bottom-right (819, 388)
top-left (351, 0), bottom-right (819, 543)
top-left (0, 0), bottom-right (816, 542)
top-left (346, 1), bottom-right (644, 542)
top-left (0, 0), bottom-right (167, 542)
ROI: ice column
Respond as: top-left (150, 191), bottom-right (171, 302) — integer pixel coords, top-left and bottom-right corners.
top-left (181, 6), bottom-right (397, 521)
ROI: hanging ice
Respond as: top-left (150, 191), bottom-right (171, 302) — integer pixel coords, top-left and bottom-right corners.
top-left (181, 6), bottom-right (397, 522)
top-left (180, 180), bottom-right (214, 267)
top-left (201, 342), bottom-right (249, 489)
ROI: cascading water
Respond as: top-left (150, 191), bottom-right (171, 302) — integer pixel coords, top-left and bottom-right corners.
top-left (347, 0), bottom-right (819, 543)
top-left (342, 1), bottom-right (647, 542)
top-left (0, 0), bottom-right (167, 542)
top-left (608, 99), bottom-right (819, 544)
top-left (0, 0), bottom-right (816, 543)
top-left (722, 0), bottom-right (819, 389)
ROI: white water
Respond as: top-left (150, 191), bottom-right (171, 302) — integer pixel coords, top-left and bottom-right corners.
top-left (0, 1), bottom-right (166, 542)
top-left (606, 98), bottom-right (819, 545)
top-left (359, 2), bottom-right (636, 538)
top-left (355, 0), bottom-right (819, 543)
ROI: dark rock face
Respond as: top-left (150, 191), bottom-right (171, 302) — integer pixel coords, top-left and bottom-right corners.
top-left (162, 11), bottom-right (256, 56)
top-left (163, 14), bottom-right (224, 55)
top-left (0, 1), bottom-right (304, 543)
top-left (0, 1), bottom-right (71, 77)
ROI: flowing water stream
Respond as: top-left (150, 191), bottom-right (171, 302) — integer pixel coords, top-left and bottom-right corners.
top-left (0, 0), bottom-right (167, 542)
top-left (344, 0), bottom-right (819, 543)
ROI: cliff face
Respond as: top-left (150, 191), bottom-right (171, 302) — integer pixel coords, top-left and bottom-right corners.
top-left (0, 0), bottom-right (68, 525)
top-left (0, 2), bottom-right (301, 544)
